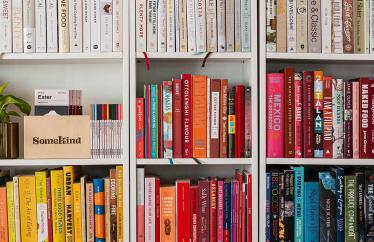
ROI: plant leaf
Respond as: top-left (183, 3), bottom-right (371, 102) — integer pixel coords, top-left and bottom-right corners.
top-left (7, 111), bottom-right (21, 117)
top-left (0, 83), bottom-right (8, 95)
top-left (0, 95), bottom-right (31, 122)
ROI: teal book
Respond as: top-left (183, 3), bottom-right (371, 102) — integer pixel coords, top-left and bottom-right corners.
top-left (150, 84), bottom-right (158, 158)
top-left (345, 175), bottom-right (358, 242)
top-left (304, 182), bottom-right (319, 242)
top-left (293, 166), bottom-right (304, 242)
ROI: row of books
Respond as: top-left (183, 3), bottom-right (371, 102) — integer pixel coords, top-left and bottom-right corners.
top-left (266, 0), bottom-right (374, 54)
top-left (136, 168), bottom-right (252, 242)
top-left (0, 0), bottom-right (122, 53)
top-left (266, 68), bottom-right (374, 159)
top-left (34, 89), bottom-right (83, 115)
top-left (0, 166), bottom-right (124, 242)
top-left (90, 104), bottom-right (123, 158)
top-left (135, 0), bottom-right (251, 53)
top-left (266, 166), bottom-right (374, 242)
top-left (135, 76), bottom-right (252, 159)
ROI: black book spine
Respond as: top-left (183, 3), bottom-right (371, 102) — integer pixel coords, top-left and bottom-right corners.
top-left (228, 91), bottom-right (236, 158)
top-left (284, 170), bottom-right (294, 242)
top-left (319, 172), bottom-right (337, 242)
top-left (366, 173), bottom-right (374, 241)
top-left (270, 172), bottom-right (279, 242)
top-left (357, 172), bottom-right (365, 242)
top-left (278, 172), bottom-right (285, 242)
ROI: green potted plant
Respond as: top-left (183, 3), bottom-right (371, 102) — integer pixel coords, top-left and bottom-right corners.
top-left (0, 83), bottom-right (31, 158)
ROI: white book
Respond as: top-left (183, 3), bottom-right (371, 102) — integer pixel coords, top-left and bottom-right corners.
top-left (136, 168), bottom-right (145, 235)
top-left (166, 0), bottom-right (175, 52)
top-left (136, 0), bottom-right (146, 51)
top-left (83, 0), bottom-right (90, 52)
top-left (12, 0), bottom-right (23, 52)
top-left (179, 0), bottom-right (188, 51)
top-left (240, 0), bottom-right (250, 52)
top-left (35, 0), bottom-right (47, 52)
top-left (58, 0), bottom-right (69, 52)
top-left (206, 78), bottom-right (211, 158)
top-left (13, 176), bottom-right (21, 242)
top-left (100, 0), bottom-right (112, 52)
top-left (234, 0), bottom-right (241, 51)
top-left (157, 0), bottom-right (167, 52)
top-left (195, 0), bottom-right (206, 52)
top-left (225, 0), bottom-right (234, 51)
top-left (70, 0), bottom-right (83, 52)
top-left (217, 0), bottom-right (225, 52)
top-left (46, 0), bottom-right (58, 52)
top-left (332, 0), bottom-right (343, 53)
top-left (206, 0), bottom-right (217, 52)
top-left (147, 0), bottom-right (157, 52)
top-left (365, 0), bottom-right (370, 54)
top-left (23, 0), bottom-right (36, 52)
top-left (175, 0), bottom-right (180, 52)
top-left (91, 0), bottom-right (100, 52)
top-left (321, 0), bottom-right (331, 53)
top-left (287, 0), bottom-right (296, 52)
top-left (112, 0), bottom-right (121, 51)
top-left (0, 0), bottom-right (12, 52)
top-left (371, 0), bottom-right (374, 53)
top-left (144, 177), bottom-right (155, 242)
top-left (211, 84), bottom-right (220, 146)
top-left (186, 0), bottom-right (196, 52)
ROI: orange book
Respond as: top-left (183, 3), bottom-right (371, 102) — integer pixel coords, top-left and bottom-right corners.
top-left (160, 186), bottom-right (175, 242)
top-left (0, 187), bottom-right (8, 242)
top-left (192, 75), bottom-right (208, 157)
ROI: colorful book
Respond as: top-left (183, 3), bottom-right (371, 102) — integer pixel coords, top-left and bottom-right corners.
top-left (0, 186), bottom-right (8, 242)
top-left (176, 180), bottom-right (191, 242)
top-left (150, 84), bottom-right (159, 158)
top-left (303, 71), bottom-right (314, 158)
top-left (136, 98), bottom-right (145, 158)
top-left (86, 183), bottom-right (95, 242)
top-left (51, 170), bottom-right (65, 242)
top-left (93, 179), bottom-right (105, 242)
top-left (293, 167), bottom-right (304, 242)
top-left (314, 71), bottom-right (324, 158)
top-left (284, 67), bottom-right (295, 158)
top-left (344, 80), bottom-right (353, 158)
top-left (181, 74), bottom-right (193, 158)
top-left (116, 166), bottom-right (123, 242)
top-left (331, 167), bottom-right (344, 242)
top-left (323, 76), bottom-right (333, 158)
top-left (64, 166), bottom-right (77, 242)
top-left (137, 169), bottom-right (144, 242)
top-left (345, 175), bottom-right (357, 242)
top-left (160, 186), bottom-right (175, 242)
top-left (294, 73), bottom-right (303, 158)
top-left (163, 81), bottom-right (173, 158)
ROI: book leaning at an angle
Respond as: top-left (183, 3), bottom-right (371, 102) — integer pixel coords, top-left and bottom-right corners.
top-left (12, 0), bottom-right (23, 53)
top-left (58, 0), bottom-right (70, 52)
top-left (46, 0), bottom-right (58, 52)
top-left (35, 0), bottom-right (47, 52)
top-left (136, 0), bottom-right (146, 51)
top-left (70, 0), bottom-right (83, 52)
top-left (23, 0), bottom-right (36, 52)
top-left (100, 0), bottom-right (113, 52)
top-left (195, 0), bottom-right (206, 52)
top-left (0, 0), bottom-right (11, 53)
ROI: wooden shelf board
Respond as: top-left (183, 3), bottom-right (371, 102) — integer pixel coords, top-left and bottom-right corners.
top-left (267, 53), bottom-right (374, 63)
top-left (0, 158), bottom-right (124, 166)
top-left (137, 158), bottom-right (252, 165)
top-left (136, 52), bottom-right (252, 61)
top-left (267, 158), bottom-right (374, 165)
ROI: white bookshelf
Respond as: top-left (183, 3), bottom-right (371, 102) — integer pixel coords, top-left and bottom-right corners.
top-left (137, 158), bottom-right (253, 165)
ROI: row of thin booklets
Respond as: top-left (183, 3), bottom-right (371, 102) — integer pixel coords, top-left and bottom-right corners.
top-left (0, 0), bottom-right (122, 53)
top-left (266, 166), bottom-right (374, 242)
top-left (135, 75), bottom-right (252, 159)
top-left (266, 0), bottom-right (374, 54)
top-left (136, 168), bottom-right (252, 242)
top-left (0, 166), bottom-right (124, 242)
top-left (135, 0), bottom-right (251, 53)
top-left (266, 68), bottom-right (374, 159)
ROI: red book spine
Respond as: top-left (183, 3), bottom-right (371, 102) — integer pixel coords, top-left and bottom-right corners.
top-left (136, 98), bottom-right (145, 158)
top-left (284, 67), bottom-right (295, 157)
top-left (177, 181), bottom-right (191, 242)
top-left (344, 81), bottom-right (353, 158)
top-left (198, 179), bottom-right (210, 242)
top-left (370, 81), bottom-right (374, 158)
top-left (294, 73), bottom-right (303, 158)
top-left (217, 180), bottom-right (224, 242)
top-left (190, 186), bottom-right (198, 242)
top-left (302, 71), bottom-right (314, 158)
top-left (158, 84), bottom-right (164, 158)
top-left (247, 174), bottom-right (252, 242)
top-left (323, 77), bottom-right (333, 158)
top-left (46, 177), bottom-right (53, 242)
top-left (360, 78), bottom-right (371, 158)
top-left (173, 79), bottom-right (183, 158)
top-left (155, 178), bottom-right (160, 242)
top-left (181, 74), bottom-right (193, 158)
top-left (235, 86), bottom-right (245, 158)
top-left (209, 179), bottom-right (217, 242)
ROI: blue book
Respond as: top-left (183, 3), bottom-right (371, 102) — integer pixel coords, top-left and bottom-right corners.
top-left (266, 173), bottom-right (271, 242)
top-left (93, 178), bottom-right (105, 242)
top-left (224, 180), bottom-right (231, 240)
top-left (293, 166), bottom-right (304, 242)
top-left (331, 167), bottom-right (344, 242)
top-left (304, 182), bottom-right (319, 242)
top-left (150, 84), bottom-right (158, 158)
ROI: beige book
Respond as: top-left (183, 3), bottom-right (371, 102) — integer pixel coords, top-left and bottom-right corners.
top-left (58, 0), bottom-right (70, 52)
top-left (276, 0), bottom-right (287, 52)
top-left (179, 0), bottom-right (188, 51)
top-left (354, 0), bottom-right (369, 53)
top-left (296, 0), bottom-right (308, 52)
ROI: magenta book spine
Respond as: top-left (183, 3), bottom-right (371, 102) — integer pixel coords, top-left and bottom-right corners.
top-left (217, 180), bottom-right (224, 242)
top-left (294, 73), bottom-right (303, 158)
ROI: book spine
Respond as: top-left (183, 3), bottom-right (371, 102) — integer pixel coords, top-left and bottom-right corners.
top-left (186, 0), bottom-right (196, 52)
top-left (284, 170), bottom-right (294, 242)
top-left (74, 183), bottom-right (83, 242)
top-left (225, 0), bottom-right (234, 51)
top-left (6, 182), bottom-right (15, 242)
top-left (93, 179), bottom-right (105, 242)
top-left (81, 178), bottom-right (86, 242)
top-left (210, 79), bottom-right (221, 158)
top-left (235, 86), bottom-right (245, 158)
top-left (314, 71), bottom-right (324, 158)
top-left (353, 81), bottom-right (360, 158)
top-left (0, 187), bottom-right (8, 242)
top-left (13, 177), bottom-right (20, 242)
top-left (278, 173), bottom-right (285, 242)
top-left (321, 0), bottom-right (332, 53)
top-left (371, 0), bottom-right (374, 53)
top-left (112, 0), bottom-right (122, 51)
top-left (246, 174), bottom-right (252, 242)
top-left (210, 180), bottom-right (217, 242)
top-left (206, 79), bottom-right (211, 158)
top-left (276, 0), bottom-right (286, 52)
top-left (23, 0), bottom-right (36, 52)
top-left (166, 0), bottom-right (176, 52)
top-left (177, 181), bottom-right (191, 242)
top-left (217, 0), bottom-right (225, 52)
top-left (332, 0), bottom-right (343, 53)
top-left (12, 0), bottom-right (23, 52)
top-left (332, 79), bottom-right (345, 158)
top-left (116, 166), bottom-right (123, 242)
top-left (343, 0), bottom-right (354, 53)
top-left (91, 0), bottom-right (100, 52)
top-left (172, 79), bottom-right (183, 158)
top-left (179, 0), bottom-right (188, 51)
top-left (182, 74), bottom-right (193, 158)
top-left (345, 176), bottom-right (357, 242)
top-left (365, 174), bottom-right (374, 240)
top-left (354, 0), bottom-right (370, 53)
top-left (304, 182), bottom-right (319, 242)
top-left (241, 0), bottom-right (250, 52)
top-left (266, 0), bottom-right (276, 52)
top-left (195, 0), bottom-right (206, 52)
top-left (266, 73), bottom-right (285, 158)
top-left (19, 176), bottom-right (38, 242)
top-left (231, 180), bottom-right (238, 242)
top-left (191, 187), bottom-right (198, 242)
top-left (51, 170), bottom-right (65, 242)
top-left (144, 177), bottom-right (155, 242)
top-left (206, 0), bottom-right (217, 52)
top-left (86, 183), bottom-right (94, 242)
top-left (217, 181), bottom-right (224, 242)
top-left (163, 81), bottom-right (173, 158)
top-left (63, 166), bottom-right (75, 242)
top-left (370, 80), bottom-right (374, 158)
top-left (160, 187), bottom-right (175, 241)
top-left (158, 85), bottom-right (163, 157)
top-left (150, 85), bottom-right (158, 158)
top-left (70, 0), bottom-right (83, 52)
top-left (136, 98), bottom-right (145, 158)
top-left (287, 0), bottom-right (296, 52)
top-left (0, 0), bottom-right (11, 52)
top-left (294, 167), bottom-right (304, 242)
top-left (308, 0), bottom-right (322, 52)
top-left (360, 78), bottom-right (371, 158)
top-left (323, 77), bottom-right (333, 158)
top-left (82, 0), bottom-right (90, 52)
top-left (220, 80), bottom-right (228, 158)
top-left (46, 0), bottom-right (58, 52)
top-left (265, 174), bottom-right (270, 242)
top-left (228, 91), bottom-right (236, 158)
top-left (318, 172), bottom-right (336, 241)
top-left (345, 83), bottom-right (354, 158)
top-left (99, 0), bottom-right (112, 52)
top-left (35, 0), bottom-right (47, 52)
top-left (175, 0), bottom-right (179, 52)
top-left (244, 87), bottom-right (252, 157)
top-left (333, 168), bottom-right (344, 242)
top-left (234, 0), bottom-right (240, 51)
top-left (136, 0), bottom-right (146, 51)
top-left (147, 0), bottom-right (157, 51)
top-left (223, 181), bottom-right (231, 242)
top-left (155, 178), bottom-right (160, 242)
top-left (136, 169), bottom-right (144, 242)
top-left (295, 73), bottom-right (303, 158)
top-left (109, 170), bottom-right (116, 242)
top-left (58, 0), bottom-right (69, 52)
top-left (35, 171), bottom-right (48, 242)
top-left (284, 68), bottom-right (295, 157)
top-left (303, 72), bottom-right (314, 158)
top-left (357, 173), bottom-right (365, 242)
top-left (270, 172), bottom-right (279, 242)
top-left (296, 0), bottom-right (308, 52)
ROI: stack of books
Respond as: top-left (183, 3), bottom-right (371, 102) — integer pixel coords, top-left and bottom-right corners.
top-left (0, 0), bottom-right (122, 53)
top-left (35, 89), bottom-right (82, 115)
top-left (136, 75), bottom-right (252, 159)
top-left (137, 168), bottom-right (252, 242)
top-left (266, 68), bottom-right (374, 159)
top-left (90, 104), bottom-right (123, 158)
top-left (266, 166), bottom-right (374, 242)
top-left (135, 0), bottom-right (251, 52)
top-left (266, 0), bottom-right (373, 54)
top-left (0, 166), bottom-right (124, 242)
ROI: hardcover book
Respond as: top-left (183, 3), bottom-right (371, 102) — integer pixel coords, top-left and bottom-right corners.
top-left (331, 167), bottom-right (344, 242)
top-left (270, 172), bottom-right (279, 242)
top-left (365, 172), bottom-right (374, 240)
top-left (293, 167), bottom-right (304, 242)
top-left (356, 172), bottom-right (365, 242)
top-left (332, 0), bottom-right (343, 53)
top-left (308, 0), bottom-right (321, 52)
top-left (163, 81), bottom-right (173, 158)
top-left (210, 80), bottom-right (221, 158)
top-left (303, 72), bottom-right (314, 158)
top-left (304, 182), bottom-right (319, 242)
top-left (172, 79), bottom-right (183, 158)
top-left (353, 81), bottom-right (360, 158)
top-left (344, 81), bottom-right (353, 158)
top-left (323, 77), bottom-right (333, 158)
top-left (19, 176), bottom-right (38, 242)
top-left (359, 78), bottom-right (371, 158)
top-left (160, 187), bottom-right (175, 242)
top-left (284, 169), bottom-right (294, 242)
top-left (284, 68), bottom-right (295, 158)
top-left (136, 98), bottom-right (145, 158)
top-left (176, 180), bottom-right (190, 242)
top-left (314, 71), bottom-right (324, 158)
top-left (343, 0), bottom-right (354, 53)
top-left (276, 0), bottom-right (286, 52)
top-left (295, 73), bottom-right (303, 158)
top-left (287, 0), bottom-right (296, 52)
top-left (332, 79), bottom-right (344, 158)
top-left (345, 175), bottom-right (357, 242)
top-left (181, 74), bottom-right (193, 158)
top-left (296, 0), bottom-right (308, 52)
top-left (228, 91), bottom-right (236, 158)
top-left (319, 172), bottom-right (336, 241)
top-left (192, 75), bottom-right (207, 157)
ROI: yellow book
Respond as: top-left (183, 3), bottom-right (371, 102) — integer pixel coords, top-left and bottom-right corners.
top-left (35, 171), bottom-right (48, 242)
top-left (51, 170), bottom-right (65, 242)
top-left (116, 166), bottom-right (123, 242)
top-left (104, 178), bottom-right (110, 242)
top-left (19, 175), bottom-right (38, 242)
top-left (6, 182), bottom-right (15, 242)
top-left (63, 166), bottom-right (78, 242)
top-left (73, 183), bottom-right (82, 242)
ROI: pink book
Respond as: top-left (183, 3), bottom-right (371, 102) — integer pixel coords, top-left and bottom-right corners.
top-left (146, 85), bottom-right (151, 158)
top-left (266, 73), bottom-right (285, 158)
top-left (352, 81), bottom-right (360, 159)
top-left (294, 73), bottom-right (303, 158)
top-left (217, 180), bottom-right (224, 242)
top-left (144, 177), bottom-right (155, 242)
top-left (137, 169), bottom-right (145, 242)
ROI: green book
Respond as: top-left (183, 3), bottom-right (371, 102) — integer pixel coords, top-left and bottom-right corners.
top-left (345, 175), bottom-right (358, 242)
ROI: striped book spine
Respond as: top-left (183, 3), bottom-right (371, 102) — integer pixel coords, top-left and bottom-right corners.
top-left (314, 71), bottom-right (324, 158)
top-left (93, 179), bottom-right (105, 242)
top-left (163, 81), bottom-right (173, 158)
